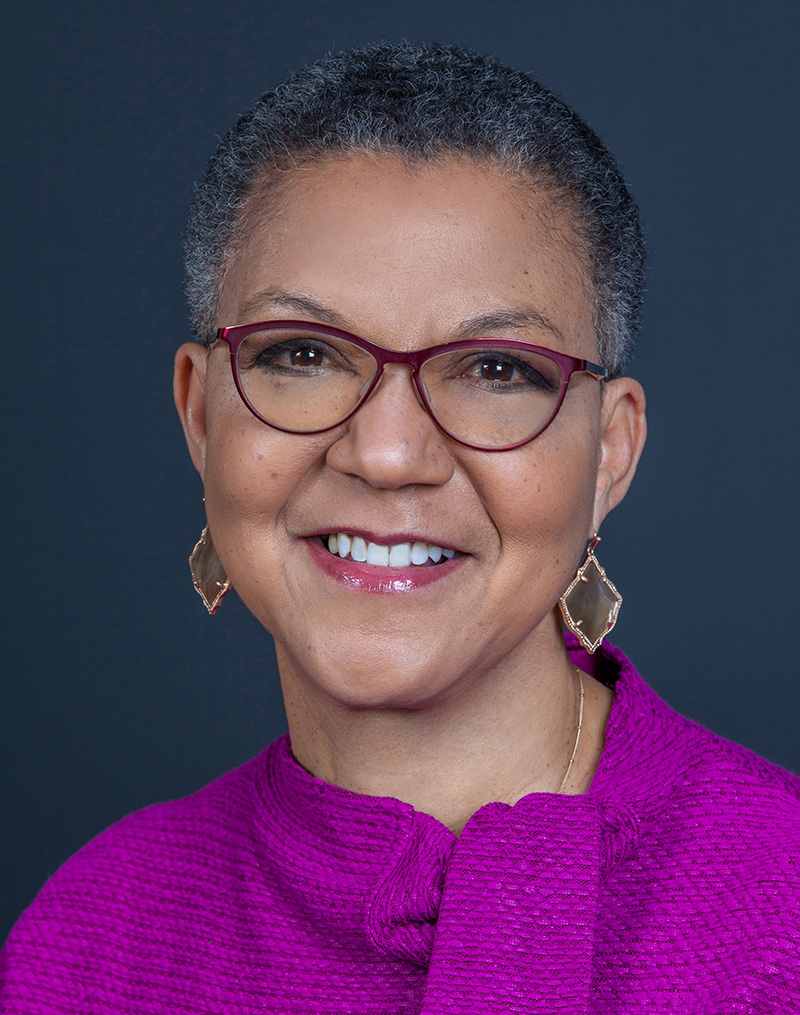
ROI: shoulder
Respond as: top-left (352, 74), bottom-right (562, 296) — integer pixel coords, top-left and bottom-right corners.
top-left (9, 738), bottom-right (279, 903)
top-left (631, 683), bottom-right (798, 823)
top-left (588, 637), bottom-right (800, 822)
top-left (586, 644), bottom-right (800, 999)
top-left (51, 740), bottom-right (273, 872)
top-left (628, 695), bottom-right (800, 863)
top-left (0, 739), bottom-right (282, 1005)
top-left (589, 638), bottom-right (800, 891)
top-left (592, 640), bottom-right (800, 921)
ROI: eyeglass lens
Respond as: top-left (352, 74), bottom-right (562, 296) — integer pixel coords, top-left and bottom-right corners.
top-left (235, 327), bottom-right (564, 448)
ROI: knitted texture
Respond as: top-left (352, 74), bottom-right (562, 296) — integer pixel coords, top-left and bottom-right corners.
top-left (2, 638), bottom-right (799, 1013)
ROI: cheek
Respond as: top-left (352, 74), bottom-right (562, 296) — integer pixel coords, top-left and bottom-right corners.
top-left (482, 419), bottom-right (600, 591)
top-left (199, 390), bottom-right (313, 587)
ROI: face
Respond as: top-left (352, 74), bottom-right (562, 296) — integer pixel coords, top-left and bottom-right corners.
top-left (176, 155), bottom-right (642, 709)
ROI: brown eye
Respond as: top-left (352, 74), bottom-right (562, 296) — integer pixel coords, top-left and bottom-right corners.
top-left (290, 346), bottom-right (325, 367)
top-left (479, 358), bottom-right (515, 382)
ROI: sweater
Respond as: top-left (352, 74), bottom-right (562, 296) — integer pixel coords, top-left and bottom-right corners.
top-left (2, 637), bottom-right (799, 1013)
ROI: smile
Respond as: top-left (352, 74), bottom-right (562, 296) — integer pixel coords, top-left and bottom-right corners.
top-left (325, 533), bottom-right (456, 567)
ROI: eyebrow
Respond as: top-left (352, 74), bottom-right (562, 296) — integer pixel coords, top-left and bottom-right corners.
top-left (238, 288), bottom-right (352, 328)
top-left (236, 287), bottom-right (565, 344)
top-left (453, 308), bottom-right (565, 344)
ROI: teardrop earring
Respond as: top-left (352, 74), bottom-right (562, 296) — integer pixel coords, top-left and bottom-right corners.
top-left (189, 526), bottom-right (231, 615)
top-left (559, 535), bottom-right (622, 654)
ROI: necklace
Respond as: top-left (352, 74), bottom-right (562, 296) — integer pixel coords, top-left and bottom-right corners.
top-left (556, 668), bottom-right (585, 794)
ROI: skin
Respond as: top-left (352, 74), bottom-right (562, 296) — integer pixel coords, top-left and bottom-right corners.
top-left (174, 154), bottom-right (646, 834)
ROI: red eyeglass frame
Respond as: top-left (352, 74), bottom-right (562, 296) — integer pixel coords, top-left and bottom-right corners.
top-left (211, 319), bottom-right (609, 452)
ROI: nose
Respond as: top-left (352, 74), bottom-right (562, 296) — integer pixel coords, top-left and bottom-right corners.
top-left (325, 364), bottom-right (455, 489)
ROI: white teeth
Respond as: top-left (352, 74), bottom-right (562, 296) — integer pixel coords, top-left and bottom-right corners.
top-left (325, 532), bottom-right (456, 567)
top-left (410, 541), bottom-right (429, 565)
top-left (366, 542), bottom-right (389, 565)
top-left (388, 542), bottom-right (411, 567)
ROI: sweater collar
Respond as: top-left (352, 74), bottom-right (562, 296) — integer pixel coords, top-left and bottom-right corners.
top-left (249, 638), bottom-right (655, 968)
top-left (254, 634), bottom-right (657, 847)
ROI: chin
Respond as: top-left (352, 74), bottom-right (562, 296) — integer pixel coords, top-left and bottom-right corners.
top-left (299, 644), bottom-right (466, 712)
top-left (331, 681), bottom-right (444, 712)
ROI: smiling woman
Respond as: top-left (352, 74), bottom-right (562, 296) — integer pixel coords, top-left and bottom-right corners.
top-left (179, 157), bottom-right (627, 736)
top-left (2, 41), bottom-right (798, 1015)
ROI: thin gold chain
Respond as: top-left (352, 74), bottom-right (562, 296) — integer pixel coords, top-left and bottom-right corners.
top-left (557, 669), bottom-right (585, 794)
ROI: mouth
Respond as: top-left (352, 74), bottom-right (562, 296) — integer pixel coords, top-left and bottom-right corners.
top-left (320, 532), bottom-right (457, 568)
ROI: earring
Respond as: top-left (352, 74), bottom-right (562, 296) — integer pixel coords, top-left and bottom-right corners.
top-left (559, 535), bottom-right (622, 654)
top-left (189, 526), bottom-right (231, 614)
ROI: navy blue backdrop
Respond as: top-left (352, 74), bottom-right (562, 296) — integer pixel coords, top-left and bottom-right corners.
top-left (3, 0), bottom-right (798, 939)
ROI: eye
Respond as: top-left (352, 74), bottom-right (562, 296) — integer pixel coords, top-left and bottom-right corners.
top-left (476, 357), bottom-right (517, 383)
top-left (457, 351), bottom-right (558, 392)
top-left (248, 337), bottom-right (337, 372)
top-left (237, 330), bottom-right (375, 383)
top-left (286, 345), bottom-right (326, 368)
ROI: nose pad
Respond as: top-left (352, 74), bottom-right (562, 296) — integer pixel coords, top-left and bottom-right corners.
top-left (357, 363), bottom-right (437, 430)
top-left (370, 362), bottom-right (425, 402)
top-left (413, 371), bottom-right (433, 411)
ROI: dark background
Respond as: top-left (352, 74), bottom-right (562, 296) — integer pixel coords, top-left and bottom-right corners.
top-left (3, 0), bottom-right (798, 940)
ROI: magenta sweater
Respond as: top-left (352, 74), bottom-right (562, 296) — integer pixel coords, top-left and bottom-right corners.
top-left (2, 638), bottom-right (799, 1012)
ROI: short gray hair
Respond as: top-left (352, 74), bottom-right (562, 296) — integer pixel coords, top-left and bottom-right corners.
top-left (185, 42), bottom-right (645, 376)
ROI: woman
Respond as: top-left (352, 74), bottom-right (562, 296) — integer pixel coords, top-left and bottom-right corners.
top-left (2, 42), bottom-right (798, 1013)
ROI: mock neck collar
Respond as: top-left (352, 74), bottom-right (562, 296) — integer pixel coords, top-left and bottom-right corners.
top-left (253, 634), bottom-right (662, 841)
top-left (243, 637), bottom-right (664, 970)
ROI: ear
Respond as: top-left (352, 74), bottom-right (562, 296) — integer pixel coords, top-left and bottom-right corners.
top-left (173, 342), bottom-right (210, 479)
top-left (592, 377), bottom-right (647, 533)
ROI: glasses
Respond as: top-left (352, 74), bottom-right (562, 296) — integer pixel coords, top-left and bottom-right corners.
top-left (211, 320), bottom-right (609, 452)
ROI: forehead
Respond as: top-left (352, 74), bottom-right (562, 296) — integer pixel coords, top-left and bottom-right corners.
top-left (219, 154), bottom-right (595, 355)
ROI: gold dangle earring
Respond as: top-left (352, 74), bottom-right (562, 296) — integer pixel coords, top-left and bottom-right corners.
top-left (189, 526), bottom-right (231, 615)
top-left (559, 535), bottom-right (622, 654)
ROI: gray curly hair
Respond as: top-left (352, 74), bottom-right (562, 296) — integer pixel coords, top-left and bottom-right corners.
top-left (185, 42), bottom-right (645, 377)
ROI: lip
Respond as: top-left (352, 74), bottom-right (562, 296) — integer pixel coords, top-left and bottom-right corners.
top-left (305, 537), bottom-right (465, 593)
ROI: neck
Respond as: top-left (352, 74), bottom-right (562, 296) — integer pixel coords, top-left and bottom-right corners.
top-left (278, 633), bottom-right (611, 834)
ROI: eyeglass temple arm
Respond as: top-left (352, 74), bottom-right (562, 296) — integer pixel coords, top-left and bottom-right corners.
top-left (583, 360), bottom-right (609, 380)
